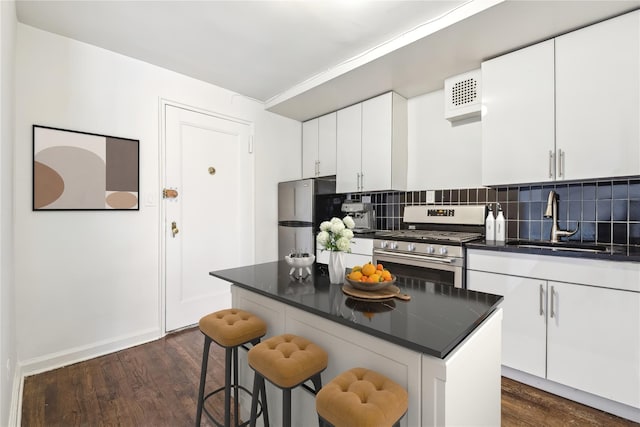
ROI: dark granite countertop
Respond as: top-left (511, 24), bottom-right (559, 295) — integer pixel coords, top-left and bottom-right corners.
top-left (209, 261), bottom-right (503, 359)
top-left (351, 231), bottom-right (376, 239)
top-left (466, 240), bottom-right (640, 262)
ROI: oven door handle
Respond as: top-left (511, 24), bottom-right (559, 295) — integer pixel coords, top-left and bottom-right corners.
top-left (374, 250), bottom-right (455, 264)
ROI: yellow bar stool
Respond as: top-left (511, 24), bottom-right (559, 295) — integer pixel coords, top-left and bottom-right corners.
top-left (196, 309), bottom-right (268, 427)
top-left (247, 334), bottom-right (328, 427)
top-left (316, 367), bottom-right (408, 427)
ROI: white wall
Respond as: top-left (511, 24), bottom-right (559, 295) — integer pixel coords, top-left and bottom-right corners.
top-left (0, 1), bottom-right (17, 425)
top-left (14, 24), bottom-right (300, 374)
top-left (407, 89), bottom-right (482, 190)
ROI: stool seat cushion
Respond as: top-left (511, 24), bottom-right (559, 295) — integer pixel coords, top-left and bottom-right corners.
top-left (316, 367), bottom-right (408, 427)
top-left (248, 334), bottom-right (328, 389)
top-left (199, 309), bottom-right (267, 348)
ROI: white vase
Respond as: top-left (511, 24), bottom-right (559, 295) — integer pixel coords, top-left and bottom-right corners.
top-left (328, 251), bottom-right (346, 284)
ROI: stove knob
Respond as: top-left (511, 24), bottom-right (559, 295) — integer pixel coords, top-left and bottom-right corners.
top-left (380, 241), bottom-right (388, 249)
top-left (426, 246), bottom-right (435, 254)
top-left (407, 243), bottom-right (416, 252)
top-left (390, 242), bottom-right (398, 250)
top-left (439, 247), bottom-right (448, 255)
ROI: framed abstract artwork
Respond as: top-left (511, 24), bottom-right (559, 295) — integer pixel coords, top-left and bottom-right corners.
top-left (33, 125), bottom-right (140, 210)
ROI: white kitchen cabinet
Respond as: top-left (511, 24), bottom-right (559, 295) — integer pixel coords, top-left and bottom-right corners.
top-left (481, 40), bottom-right (555, 186)
top-left (302, 112), bottom-right (337, 178)
top-left (336, 103), bottom-right (362, 192)
top-left (467, 270), bottom-right (546, 378)
top-left (336, 92), bottom-right (407, 193)
top-left (481, 10), bottom-right (640, 185)
top-left (546, 281), bottom-right (640, 409)
top-left (467, 249), bottom-right (640, 412)
top-left (555, 10), bottom-right (640, 181)
top-left (316, 237), bottom-right (373, 266)
top-left (407, 90), bottom-right (483, 190)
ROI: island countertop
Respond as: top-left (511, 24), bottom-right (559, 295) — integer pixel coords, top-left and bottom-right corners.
top-left (209, 260), bottom-right (503, 359)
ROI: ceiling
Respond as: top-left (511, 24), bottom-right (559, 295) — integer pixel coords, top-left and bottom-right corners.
top-left (16, 0), bottom-right (640, 121)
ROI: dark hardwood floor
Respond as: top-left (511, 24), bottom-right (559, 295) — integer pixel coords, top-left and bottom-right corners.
top-left (22, 327), bottom-right (638, 427)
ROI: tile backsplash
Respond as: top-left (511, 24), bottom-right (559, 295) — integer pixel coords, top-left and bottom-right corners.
top-left (348, 177), bottom-right (640, 246)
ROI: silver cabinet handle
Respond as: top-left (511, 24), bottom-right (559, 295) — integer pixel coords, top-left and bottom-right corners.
top-left (360, 173), bottom-right (364, 191)
top-left (539, 284), bottom-right (544, 316)
top-left (550, 285), bottom-right (555, 318)
top-left (558, 149), bottom-right (565, 178)
top-left (548, 150), bottom-right (554, 178)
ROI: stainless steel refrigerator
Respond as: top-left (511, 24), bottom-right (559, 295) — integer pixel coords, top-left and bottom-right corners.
top-left (277, 177), bottom-right (340, 259)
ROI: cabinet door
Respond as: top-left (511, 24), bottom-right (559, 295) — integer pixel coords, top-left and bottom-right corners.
top-left (547, 281), bottom-right (640, 408)
top-left (361, 93), bottom-right (393, 192)
top-left (302, 118), bottom-right (319, 178)
top-left (481, 40), bottom-right (555, 186)
top-left (555, 11), bottom-right (640, 181)
top-left (336, 103), bottom-right (362, 193)
top-left (317, 112), bottom-right (337, 177)
top-left (467, 270), bottom-right (547, 377)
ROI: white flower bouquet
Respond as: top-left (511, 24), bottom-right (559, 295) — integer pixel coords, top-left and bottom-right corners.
top-left (316, 216), bottom-right (356, 252)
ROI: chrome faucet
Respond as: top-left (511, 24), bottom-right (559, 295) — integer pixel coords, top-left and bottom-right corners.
top-left (544, 191), bottom-right (578, 243)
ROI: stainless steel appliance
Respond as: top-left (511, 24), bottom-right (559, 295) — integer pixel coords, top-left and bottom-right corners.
top-left (373, 205), bottom-right (485, 288)
top-left (277, 177), bottom-right (343, 259)
top-left (341, 201), bottom-right (375, 233)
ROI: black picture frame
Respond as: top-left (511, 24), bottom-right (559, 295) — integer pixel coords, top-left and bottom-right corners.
top-left (33, 125), bottom-right (140, 211)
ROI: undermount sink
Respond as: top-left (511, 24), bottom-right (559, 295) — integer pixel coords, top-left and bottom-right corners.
top-left (505, 240), bottom-right (612, 254)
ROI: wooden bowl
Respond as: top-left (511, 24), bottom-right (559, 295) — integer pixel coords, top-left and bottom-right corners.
top-left (345, 276), bottom-right (396, 291)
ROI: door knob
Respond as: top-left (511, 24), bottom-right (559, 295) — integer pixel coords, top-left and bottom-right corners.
top-left (171, 221), bottom-right (179, 238)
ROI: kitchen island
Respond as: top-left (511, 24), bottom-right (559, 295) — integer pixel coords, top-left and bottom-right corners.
top-left (209, 261), bottom-right (503, 427)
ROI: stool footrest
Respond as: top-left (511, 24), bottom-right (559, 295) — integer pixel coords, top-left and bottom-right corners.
top-left (202, 384), bottom-right (265, 427)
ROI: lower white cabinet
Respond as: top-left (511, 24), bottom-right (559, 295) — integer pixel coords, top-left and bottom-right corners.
top-left (467, 271), bottom-right (546, 377)
top-left (316, 237), bottom-right (373, 266)
top-left (467, 250), bottom-right (640, 410)
top-left (546, 281), bottom-right (640, 408)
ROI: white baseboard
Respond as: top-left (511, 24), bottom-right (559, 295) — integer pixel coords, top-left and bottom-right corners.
top-left (20, 327), bottom-right (162, 377)
top-left (502, 366), bottom-right (640, 423)
top-left (8, 367), bottom-right (23, 427)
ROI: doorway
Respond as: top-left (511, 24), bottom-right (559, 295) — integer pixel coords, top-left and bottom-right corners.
top-left (162, 102), bottom-right (254, 332)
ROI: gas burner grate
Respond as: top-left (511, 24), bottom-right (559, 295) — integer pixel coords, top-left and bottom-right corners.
top-left (375, 230), bottom-right (482, 243)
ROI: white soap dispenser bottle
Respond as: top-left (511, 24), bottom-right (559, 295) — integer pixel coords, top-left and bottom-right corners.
top-left (485, 204), bottom-right (495, 242)
top-left (495, 203), bottom-right (506, 242)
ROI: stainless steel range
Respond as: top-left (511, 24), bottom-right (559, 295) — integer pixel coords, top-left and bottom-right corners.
top-left (373, 205), bottom-right (485, 288)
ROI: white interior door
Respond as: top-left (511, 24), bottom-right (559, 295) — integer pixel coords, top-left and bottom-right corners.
top-left (164, 104), bottom-right (254, 332)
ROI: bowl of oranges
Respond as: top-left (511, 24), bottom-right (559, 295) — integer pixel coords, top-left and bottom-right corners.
top-left (345, 262), bottom-right (395, 291)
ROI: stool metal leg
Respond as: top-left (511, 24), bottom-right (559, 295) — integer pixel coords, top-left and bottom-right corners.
top-left (249, 372), bottom-right (265, 427)
top-left (233, 347), bottom-right (239, 427)
top-left (310, 373), bottom-right (323, 427)
top-left (196, 335), bottom-right (212, 427)
top-left (260, 376), bottom-right (269, 427)
top-left (224, 347), bottom-right (232, 427)
top-left (283, 388), bottom-right (291, 427)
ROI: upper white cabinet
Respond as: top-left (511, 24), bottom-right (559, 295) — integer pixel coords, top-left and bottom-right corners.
top-left (482, 10), bottom-right (640, 186)
top-left (555, 10), bottom-right (640, 181)
top-left (481, 40), bottom-right (555, 186)
top-left (407, 90), bottom-right (483, 190)
top-left (336, 103), bottom-right (362, 192)
top-left (336, 92), bottom-right (407, 193)
top-left (302, 112), bottom-right (337, 178)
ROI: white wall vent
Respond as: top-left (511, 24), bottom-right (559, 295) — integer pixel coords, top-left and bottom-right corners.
top-left (444, 69), bottom-right (481, 123)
